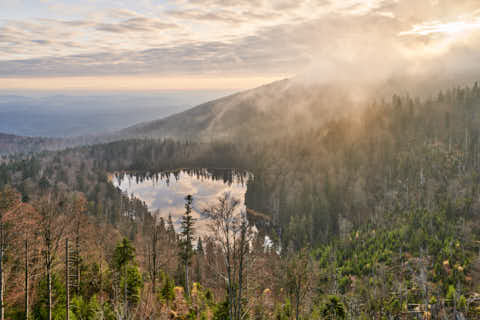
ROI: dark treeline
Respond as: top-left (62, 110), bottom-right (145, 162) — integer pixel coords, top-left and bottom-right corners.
top-left (0, 83), bottom-right (480, 318)
top-left (0, 133), bottom-right (108, 156)
top-left (113, 168), bottom-right (249, 188)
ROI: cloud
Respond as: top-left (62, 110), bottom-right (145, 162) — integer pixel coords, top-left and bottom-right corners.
top-left (95, 17), bottom-right (178, 33)
top-left (167, 10), bottom-right (249, 24)
top-left (1, 0), bottom-right (480, 91)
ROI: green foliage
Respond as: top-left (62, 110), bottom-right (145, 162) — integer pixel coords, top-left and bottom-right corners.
top-left (446, 285), bottom-right (456, 305)
top-left (212, 300), bottom-right (229, 320)
top-left (80, 262), bottom-right (105, 300)
top-left (161, 276), bottom-right (176, 303)
top-left (100, 302), bottom-right (116, 320)
top-left (458, 295), bottom-right (467, 312)
top-left (321, 295), bottom-right (346, 319)
top-left (32, 273), bottom-right (68, 320)
top-left (274, 298), bottom-right (292, 320)
top-left (70, 295), bottom-right (101, 320)
top-left (204, 288), bottom-right (214, 305)
top-left (338, 275), bottom-right (351, 294)
top-left (113, 238), bottom-right (135, 272)
top-left (180, 194), bottom-right (195, 266)
top-left (120, 265), bottom-right (143, 305)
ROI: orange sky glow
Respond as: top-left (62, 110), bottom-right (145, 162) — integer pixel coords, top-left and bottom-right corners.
top-left (0, 76), bottom-right (288, 91)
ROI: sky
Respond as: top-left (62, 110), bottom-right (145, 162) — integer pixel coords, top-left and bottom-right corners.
top-left (1, 0), bottom-right (480, 91)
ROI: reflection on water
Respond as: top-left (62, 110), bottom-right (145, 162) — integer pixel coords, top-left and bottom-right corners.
top-left (112, 169), bottom-right (249, 235)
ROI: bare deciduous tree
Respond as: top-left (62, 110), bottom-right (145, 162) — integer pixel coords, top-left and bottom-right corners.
top-left (0, 186), bottom-right (22, 320)
top-left (283, 247), bottom-right (314, 320)
top-left (205, 193), bottom-right (254, 320)
top-left (35, 194), bottom-right (70, 320)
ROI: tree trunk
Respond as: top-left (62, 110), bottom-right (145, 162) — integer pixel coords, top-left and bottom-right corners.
top-left (75, 231), bottom-right (80, 294)
top-left (227, 273), bottom-right (233, 319)
top-left (226, 258), bottom-right (234, 320)
top-left (124, 263), bottom-right (128, 319)
top-left (152, 260), bottom-right (156, 295)
top-left (99, 261), bottom-right (103, 305)
top-left (185, 263), bottom-right (190, 297)
top-left (47, 262), bottom-right (52, 320)
top-left (295, 298), bottom-right (300, 320)
top-left (65, 239), bottom-right (69, 320)
top-left (0, 247), bottom-right (4, 320)
top-left (236, 231), bottom-right (246, 320)
top-left (25, 240), bottom-right (28, 320)
top-left (0, 217), bottom-right (4, 320)
top-left (152, 230), bottom-right (157, 294)
top-left (228, 281), bottom-right (234, 320)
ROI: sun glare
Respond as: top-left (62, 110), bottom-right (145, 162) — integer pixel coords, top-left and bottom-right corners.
top-left (400, 19), bottom-right (480, 36)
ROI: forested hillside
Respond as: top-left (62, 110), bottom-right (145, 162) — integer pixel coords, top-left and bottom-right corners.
top-left (0, 133), bottom-right (66, 155)
top-left (115, 79), bottom-right (362, 141)
top-left (1, 83), bottom-right (480, 318)
top-left (0, 133), bottom-right (104, 156)
top-left (1, 79), bottom-right (355, 155)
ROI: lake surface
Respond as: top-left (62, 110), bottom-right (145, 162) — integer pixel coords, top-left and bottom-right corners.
top-left (112, 169), bottom-right (249, 234)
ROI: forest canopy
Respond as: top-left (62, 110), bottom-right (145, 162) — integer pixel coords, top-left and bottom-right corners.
top-left (1, 83), bottom-right (480, 318)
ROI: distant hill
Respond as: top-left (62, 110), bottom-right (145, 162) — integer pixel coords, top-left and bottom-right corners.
top-left (117, 79), bottom-right (359, 141)
top-left (0, 133), bottom-right (60, 155)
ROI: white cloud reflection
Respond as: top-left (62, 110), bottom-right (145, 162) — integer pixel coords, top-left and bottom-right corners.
top-left (113, 171), bottom-right (247, 235)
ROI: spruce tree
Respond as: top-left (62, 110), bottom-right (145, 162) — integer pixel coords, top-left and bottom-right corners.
top-left (113, 238), bottom-right (136, 317)
top-left (167, 213), bottom-right (176, 241)
top-left (196, 237), bottom-right (204, 255)
top-left (180, 195), bottom-right (195, 298)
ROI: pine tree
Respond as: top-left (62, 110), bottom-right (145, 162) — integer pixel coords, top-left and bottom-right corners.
top-left (196, 237), bottom-right (204, 255)
top-left (113, 238), bottom-right (136, 317)
top-left (180, 195), bottom-right (195, 298)
top-left (167, 213), bottom-right (176, 241)
top-left (321, 295), bottom-right (346, 319)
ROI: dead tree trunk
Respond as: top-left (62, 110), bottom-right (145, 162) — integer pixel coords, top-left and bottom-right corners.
top-left (25, 240), bottom-right (29, 320)
top-left (65, 239), bottom-right (69, 320)
top-left (0, 212), bottom-right (5, 320)
top-left (47, 244), bottom-right (52, 320)
top-left (0, 244), bottom-right (3, 320)
top-left (74, 224), bottom-right (81, 294)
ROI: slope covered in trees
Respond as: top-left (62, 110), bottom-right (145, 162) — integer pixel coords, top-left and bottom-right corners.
top-left (1, 82), bottom-right (480, 318)
top-left (117, 79), bottom-right (360, 141)
top-left (1, 79), bottom-right (359, 154)
top-left (0, 133), bottom-right (64, 156)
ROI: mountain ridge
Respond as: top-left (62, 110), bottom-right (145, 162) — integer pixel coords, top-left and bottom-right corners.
top-left (115, 78), bottom-right (364, 141)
